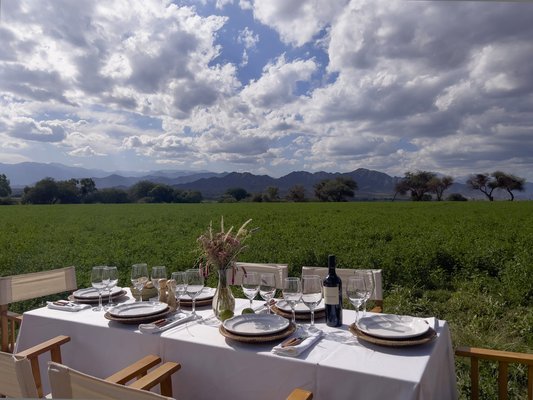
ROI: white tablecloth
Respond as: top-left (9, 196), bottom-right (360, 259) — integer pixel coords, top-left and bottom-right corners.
top-left (16, 290), bottom-right (457, 399)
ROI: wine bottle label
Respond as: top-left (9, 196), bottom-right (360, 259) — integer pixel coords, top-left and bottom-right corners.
top-left (323, 286), bottom-right (339, 305)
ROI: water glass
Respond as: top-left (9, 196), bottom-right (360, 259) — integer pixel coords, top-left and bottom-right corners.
top-left (151, 265), bottom-right (167, 300)
top-left (301, 275), bottom-right (322, 330)
top-left (259, 273), bottom-right (276, 314)
top-left (91, 266), bottom-right (107, 312)
top-left (242, 272), bottom-right (260, 309)
top-left (104, 266), bottom-right (118, 308)
top-left (357, 270), bottom-right (375, 316)
top-left (131, 263), bottom-right (149, 302)
top-left (185, 269), bottom-right (204, 319)
top-left (282, 277), bottom-right (302, 325)
top-left (347, 276), bottom-right (366, 324)
top-left (171, 271), bottom-right (187, 312)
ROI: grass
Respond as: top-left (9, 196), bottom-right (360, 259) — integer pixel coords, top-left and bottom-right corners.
top-left (1, 202), bottom-right (532, 398)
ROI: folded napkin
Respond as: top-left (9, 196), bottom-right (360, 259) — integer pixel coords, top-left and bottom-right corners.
top-left (46, 301), bottom-right (91, 312)
top-left (272, 330), bottom-right (323, 357)
top-left (139, 313), bottom-right (195, 334)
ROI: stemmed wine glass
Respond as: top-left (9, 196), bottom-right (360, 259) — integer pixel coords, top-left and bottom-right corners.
top-left (347, 276), bottom-right (367, 324)
top-left (131, 263), bottom-right (149, 302)
top-left (171, 271), bottom-right (187, 313)
top-left (259, 273), bottom-right (276, 314)
top-left (357, 270), bottom-right (375, 316)
top-left (151, 265), bottom-right (167, 302)
top-left (242, 272), bottom-right (260, 309)
top-left (185, 269), bottom-right (204, 319)
top-left (282, 277), bottom-right (302, 325)
top-left (301, 275), bottom-right (322, 331)
top-left (91, 266), bottom-right (108, 312)
top-left (104, 266), bottom-right (118, 309)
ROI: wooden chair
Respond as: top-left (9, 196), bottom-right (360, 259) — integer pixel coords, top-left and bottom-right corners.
top-left (455, 346), bottom-right (533, 400)
top-left (301, 266), bottom-right (383, 313)
top-left (0, 266), bottom-right (77, 353)
top-left (227, 262), bottom-right (289, 290)
top-left (0, 335), bottom-right (70, 398)
top-left (48, 356), bottom-right (181, 399)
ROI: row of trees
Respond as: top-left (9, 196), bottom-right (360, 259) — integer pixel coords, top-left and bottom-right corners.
top-left (394, 170), bottom-right (526, 201)
top-left (19, 178), bottom-right (202, 204)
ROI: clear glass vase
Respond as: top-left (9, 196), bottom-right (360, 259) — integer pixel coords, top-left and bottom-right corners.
top-left (212, 269), bottom-right (236, 321)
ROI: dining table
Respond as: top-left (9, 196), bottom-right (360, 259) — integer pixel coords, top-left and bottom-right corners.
top-left (15, 288), bottom-right (458, 399)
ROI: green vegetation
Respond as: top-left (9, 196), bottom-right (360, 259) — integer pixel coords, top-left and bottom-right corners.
top-left (1, 202), bottom-right (532, 398)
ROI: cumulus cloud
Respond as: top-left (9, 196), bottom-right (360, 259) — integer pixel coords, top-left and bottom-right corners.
top-left (1, 0), bottom-right (533, 180)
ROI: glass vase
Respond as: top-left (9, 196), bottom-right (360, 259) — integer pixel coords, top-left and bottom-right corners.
top-left (212, 269), bottom-right (236, 321)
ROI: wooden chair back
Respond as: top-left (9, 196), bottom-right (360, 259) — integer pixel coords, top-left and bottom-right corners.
top-left (301, 266), bottom-right (383, 312)
top-left (48, 361), bottom-right (175, 400)
top-left (0, 267), bottom-right (77, 352)
top-left (227, 262), bottom-right (289, 289)
top-left (455, 346), bottom-right (533, 400)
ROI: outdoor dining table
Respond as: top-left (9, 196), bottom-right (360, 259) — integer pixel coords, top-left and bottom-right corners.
top-left (15, 289), bottom-right (457, 399)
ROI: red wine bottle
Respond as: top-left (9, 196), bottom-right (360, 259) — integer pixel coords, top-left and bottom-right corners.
top-left (323, 254), bottom-right (342, 327)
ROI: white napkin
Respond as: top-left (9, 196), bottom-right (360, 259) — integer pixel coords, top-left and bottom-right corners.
top-left (272, 330), bottom-right (323, 357)
top-left (139, 313), bottom-right (195, 334)
top-left (46, 301), bottom-right (91, 312)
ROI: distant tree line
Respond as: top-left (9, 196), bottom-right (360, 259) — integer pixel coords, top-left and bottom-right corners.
top-left (394, 170), bottom-right (525, 201)
top-left (16, 178), bottom-right (202, 204)
top-left (0, 170), bottom-right (527, 205)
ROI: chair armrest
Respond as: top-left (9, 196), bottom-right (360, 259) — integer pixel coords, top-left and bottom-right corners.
top-left (456, 346), bottom-right (533, 364)
top-left (129, 362), bottom-right (181, 397)
top-left (287, 388), bottom-right (313, 400)
top-left (7, 311), bottom-right (23, 323)
top-left (16, 335), bottom-right (70, 361)
top-left (106, 354), bottom-right (161, 385)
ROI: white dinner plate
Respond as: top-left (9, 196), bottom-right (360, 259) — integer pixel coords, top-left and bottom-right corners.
top-left (73, 286), bottom-right (123, 299)
top-left (276, 300), bottom-right (325, 313)
top-left (180, 287), bottom-right (216, 301)
top-left (356, 314), bottom-right (429, 339)
top-left (108, 302), bottom-right (168, 318)
top-left (223, 314), bottom-right (289, 336)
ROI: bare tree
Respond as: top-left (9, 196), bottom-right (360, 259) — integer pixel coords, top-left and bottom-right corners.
top-left (428, 176), bottom-right (454, 201)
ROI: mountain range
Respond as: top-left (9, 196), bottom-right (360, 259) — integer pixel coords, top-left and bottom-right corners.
top-left (1, 162), bottom-right (532, 200)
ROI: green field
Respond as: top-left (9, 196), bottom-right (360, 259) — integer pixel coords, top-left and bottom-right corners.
top-left (1, 202), bottom-right (532, 398)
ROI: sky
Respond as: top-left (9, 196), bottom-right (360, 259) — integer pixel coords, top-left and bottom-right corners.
top-left (1, 0), bottom-right (533, 180)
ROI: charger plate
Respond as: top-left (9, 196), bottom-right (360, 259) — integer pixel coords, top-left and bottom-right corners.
top-left (68, 290), bottom-right (127, 304)
top-left (104, 306), bottom-right (173, 325)
top-left (271, 304), bottom-right (325, 321)
top-left (179, 297), bottom-right (213, 307)
top-left (73, 286), bottom-right (123, 299)
top-left (219, 322), bottom-right (296, 344)
top-left (349, 323), bottom-right (436, 347)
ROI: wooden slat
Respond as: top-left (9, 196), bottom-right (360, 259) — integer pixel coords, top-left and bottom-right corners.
top-left (287, 388), bottom-right (314, 400)
top-left (456, 347), bottom-right (533, 365)
top-left (129, 362), bottom-right (181, 397)
top-left (528, 365), bottom-right (532, 400)
top-left (106, 355), bottom-right (161, 385)
top-left (498, 361), bottom-right (508, 400)
top-left (1, 304), bottom-right (9, 353)
top-left (471, 357), bottom-right (479, 400)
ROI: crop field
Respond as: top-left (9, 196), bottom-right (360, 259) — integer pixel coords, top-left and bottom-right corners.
top-left (1, 202), bottom-right (532, 398)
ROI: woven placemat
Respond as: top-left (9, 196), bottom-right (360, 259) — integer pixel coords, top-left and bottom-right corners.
top-left (69, 290), bottom-right (128, 304)
top-left (349, 323), bottom-right (437, 347)
top-left (179, 297), bottom-right (213, 308)
top-left (104, 306), bottom-right (175, 325)
top-left (219, 322), bottom-right (296, 344)
top-left (271, 305), bottom-right (325, 321)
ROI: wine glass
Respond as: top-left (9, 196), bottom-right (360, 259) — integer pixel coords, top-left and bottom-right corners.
top-left (241, 272), bottom-right (259, 309)
top-left (259, 273), bottom-right (276, 314)
top-left (104, 266), bottom-right (118, 309)
top-left (131, 263), bottom-right (149, 302)
top-left (151, 265), bottom-right (167, 301)
top-left (301, 275), bottom-right (322, 331)
top-left (185, 269), bottom-right (204, 319)
top-left (91, 266), bottom-right (107, 312)
top-left (171, 271), bottom-right (187, 313)
top-left (282, 277), bottom-right (302, 325)
top-left (347, 276), bottom-right (367, 324)
top-left (357, 270), bottom-right (375, 316)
